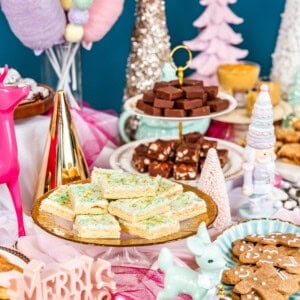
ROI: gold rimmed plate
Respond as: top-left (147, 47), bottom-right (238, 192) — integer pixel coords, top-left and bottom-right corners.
top-left (31, 181), bottom-right (217, 247)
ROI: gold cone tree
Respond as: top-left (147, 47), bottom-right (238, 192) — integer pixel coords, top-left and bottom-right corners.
top-left (35, 90), bottom-right (89, 198)
top-left (123, 0), bottom-right (171, 100)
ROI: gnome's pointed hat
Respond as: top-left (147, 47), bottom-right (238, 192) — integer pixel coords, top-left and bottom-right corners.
top-left (246, 84), bottom-right (275, 149)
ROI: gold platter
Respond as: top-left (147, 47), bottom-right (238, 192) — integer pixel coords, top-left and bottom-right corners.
top-left (31, 181), bottom-right (217, 247)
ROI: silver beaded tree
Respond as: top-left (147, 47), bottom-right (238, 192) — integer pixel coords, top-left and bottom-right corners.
top-left (123, 0), bottom-right (171, 101)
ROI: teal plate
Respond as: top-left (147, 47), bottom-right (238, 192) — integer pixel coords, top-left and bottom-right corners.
top-left (214, 219), bottom-right (300, 299)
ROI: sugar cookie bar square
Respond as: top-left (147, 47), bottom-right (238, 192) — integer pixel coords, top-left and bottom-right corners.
top-left (156, 177), bottom-right (183, 198)
top-left (169, 191), bottom-right (207, 221)
top-left (92, 168), bottom-right (158, 199)
top-left (108, 196), bottom-right (169, 223)
top-left (119, 215), bottom-right (180, 240)
top-left (73, 214), bottom-right (120, 239)
top-left (40, 185), bottom-right (74, 221)
top-left (69, 183), bottom-right (108, 214)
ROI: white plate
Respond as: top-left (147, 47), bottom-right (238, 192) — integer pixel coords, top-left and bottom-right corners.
top-left (109, 137), bottom-right (244, 185)
top-left (275, 160), bottom-right (300, 184)
top-left (214, 219), bottom-right (300, 300)
top-left (123, 92), bottom-right (237, 122)
top-left (0, 245), bottom-right (29, 269)
top-left (213, 100), bottom-right (292, 124)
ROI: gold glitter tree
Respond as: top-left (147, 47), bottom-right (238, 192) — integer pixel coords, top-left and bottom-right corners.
top-left (123, 0), bottom-right (171, 101)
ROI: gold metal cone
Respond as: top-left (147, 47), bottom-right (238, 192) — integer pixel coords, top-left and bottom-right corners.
top-left (35, 90), bottom-right (90, 198)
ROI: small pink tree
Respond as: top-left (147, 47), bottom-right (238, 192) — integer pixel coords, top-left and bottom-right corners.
top-left (184, 0), bottom-right (248, 84)
top-left (198, 148), bottom-right (231, 238)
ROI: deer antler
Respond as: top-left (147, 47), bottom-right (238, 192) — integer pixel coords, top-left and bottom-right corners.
top-left (0, 65), bottom-right (9, 84)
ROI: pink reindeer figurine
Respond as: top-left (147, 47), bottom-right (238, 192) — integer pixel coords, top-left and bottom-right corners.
top-left (0, 65), bottom-right (30, 237)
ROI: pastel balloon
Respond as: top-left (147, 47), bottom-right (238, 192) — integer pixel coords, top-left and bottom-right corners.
top-left (64, 23), bottom-right (84, 43)
top-left (68, 8), bottom-right (89, 25)
top-left (73, 0), bottom-right (93, 10)
top-left (82, 0), bottom-right (124, 50)
top-left (61, 0), bottom-right (74, 10)
top-left (1, 0), bottom-right (66, 53)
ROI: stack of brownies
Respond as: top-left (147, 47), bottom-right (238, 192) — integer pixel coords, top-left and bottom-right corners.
top-left (132, 132), bottom-right (228, 180)
top-left (136, 79), bottom-right (230, 117)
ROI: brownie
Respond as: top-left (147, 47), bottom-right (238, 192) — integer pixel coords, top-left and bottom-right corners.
top-left (207, 99), bottom-right (229, 112)
top-left (204, 86), bottom-right (218, 100)
top-left (164, 108), bottom-right (187, 117)
top-left (175, 98), bottom-right (203, 110)
top-left (181, 86), bottom-right (205, 99)
top-left (217, 149), bottom-right (229, 167)
top-left (147, 139), bottom-right (173, 161)
top-left (201, 139), bottom-right (218, 150)
top-left (142, 102), bottom-right (163, 116)
top-left (153, 97), bottom-right (175, 109)
top-left (148, 160), bottom-right (173, 178)
top-left (136, 99), bottom-right (146, 111)
top-left (153, 81), bottom-right (171, 91)
top-left (184, 132), bottom-right (204, 144)
top-left (132, 154), bottom-right (151, 173)
top-left (173, 163), bottom-right (198, 180)
top-left (142, 90), bottom-right (155, 103)
top-left (188, 106), bottom-right (210, 117)
top-left (134, 143), bottom-right (148, 156)
top-left (175, 143), bottom-right (200, 163)
top-left (156, 86), bottom-right (184, 100)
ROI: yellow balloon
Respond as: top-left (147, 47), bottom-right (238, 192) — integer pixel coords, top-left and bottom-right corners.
top-left (64, 24), bottom-right (84, 43)
top-left (61, 0), bottom-right (73, 10)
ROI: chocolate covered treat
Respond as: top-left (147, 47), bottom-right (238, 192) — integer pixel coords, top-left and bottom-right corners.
top-left (173, 163), bottom-right (198, 180)
top-left (142, 102), bottom-right (163, 116)
top-left (142, 90), bottom-right (155, 103)
top-left (156, 86), bottom-right (184, 100)
top-left (164, 108), bottom-right (187, 117)
top-left (148, 160), bottom-right (173, 178)
top-left (204, 86), bottom-right (218, 100)
top-left (201, 139), bottom-right (218, 150)
top-left (175, 98), bottom-right (203, 110)
top-left (147, 139), bottom-right (173, 161)
top-left (181, 86), bottom-right (205, 99)
top-left (217, 149), bottom-right (229, 167)
top-left (153, 97), bottom-right (175, 109)
top-left (188, 106), bottom-right (210, 117)
top-left (184, 132), bottom-right (204, 144)
top-left (207, 99), bottom-right (230, 112)
top-left (153, 81), bottom-right (171, 91)
top-left (175, 143), bottom-right (200, 163)
top-left (136, 99), bottom-right (146, 111)
top-left (132, 155), bottom-right (151, 173)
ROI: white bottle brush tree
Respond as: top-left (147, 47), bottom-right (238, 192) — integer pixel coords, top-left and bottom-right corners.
top-left (184, 0), bottom-right (248, 84)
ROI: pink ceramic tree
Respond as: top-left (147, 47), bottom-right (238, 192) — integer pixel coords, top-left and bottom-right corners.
top-left (0, 65), bottom-right (30, 237)
top-left (198, 148), bottom-right (231, 238)
top-left (184, 0), bottom-right (248, 84)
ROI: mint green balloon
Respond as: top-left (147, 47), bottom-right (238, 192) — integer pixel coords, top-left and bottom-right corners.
top-left (73, 0), bottom-right (93, 10)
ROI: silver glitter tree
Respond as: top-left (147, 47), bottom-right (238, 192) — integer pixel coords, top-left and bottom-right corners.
top-left (123, 0), bottom-right (171, 101)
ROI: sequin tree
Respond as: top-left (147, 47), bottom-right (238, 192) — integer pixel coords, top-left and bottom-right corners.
top-left (123, 0), bottom-right (171, 100)
top-left (271, 0), bottom-right (300, 100)
top-left (198, 148), bottom-right (231, 238)
top-left (184, 0), bottom-right (248, 84)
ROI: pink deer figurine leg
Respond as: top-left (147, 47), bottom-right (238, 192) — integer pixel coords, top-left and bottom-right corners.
top-left (7, 177), bottom-right (26, 236)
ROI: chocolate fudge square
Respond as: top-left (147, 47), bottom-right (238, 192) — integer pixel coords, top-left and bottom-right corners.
top-left (134, 143), bottom-right (148, 155)
top-left (207, 99), bottom-right (230, 112)
top-left (147, 139), bottom-right (173, 161)
top-left (181, 86), bottom-right (205, 99)
top-left (156, 86), bottom-right (184, 100)
top-left (132, 154), bottom-right (151, 173)
top-left (217, 149), bottom-right (229, 167)
top-left (188, 106), bottom-right (210, 117)
top-left (182, 79), bottom-right (203, 87)
top-left (164, 108), bottom-right (187, 117)
top-left (204, 86), bottom-right (218, 100)
top-left (173, 163), bottom-right (198, 180)
top-left (153, 81), bottom-right (171, 91)
top-left (153, 97), bottom-right (175, 109)
top-left (142, 90), bottom-right (155, 103)
top-left (148, 160), bottom-right (173, 178)
top-left (175, 143), bottom-right (200, 163)
top-left (141, 102), bottom-right (163, 116)
top-left (175, 98), bottom-right (203, 110)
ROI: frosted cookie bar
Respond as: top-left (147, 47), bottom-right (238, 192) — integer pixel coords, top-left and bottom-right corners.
top-left (119, 215), bottom-right (180, 240)
top-left (168, 191), bottom-right (207, 221)
top-left (73, 214), bottom-right (121, 239)
top-left (92, 168), bottom-right (158, 199)
top-left (69, 183), bottom-right (108, 214)
top-left (108, 196), bottom-right (169, 223)
top-left (40, 185), bottom-right (74, 221)
top-left (156, 177), bottom-right (183, 198)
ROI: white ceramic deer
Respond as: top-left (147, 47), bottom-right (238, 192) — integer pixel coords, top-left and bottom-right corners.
top-left (157, 222), bottom-right (226, 300)
top-left (0, 65), bottom-right (29, 236)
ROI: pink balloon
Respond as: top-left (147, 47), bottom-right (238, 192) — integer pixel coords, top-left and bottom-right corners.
top-left (1, 0), bottom-right (66, 53)
top-left (82, 0), bottom-right (124, 50)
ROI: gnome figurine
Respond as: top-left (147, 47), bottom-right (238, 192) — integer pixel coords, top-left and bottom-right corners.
top-left (240, 85), bottom-right (276, 218)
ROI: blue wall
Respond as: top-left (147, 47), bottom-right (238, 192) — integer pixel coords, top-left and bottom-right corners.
top-left (0, 0), bottom-right (285, 114)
